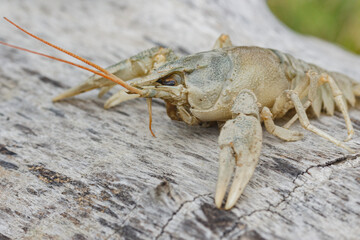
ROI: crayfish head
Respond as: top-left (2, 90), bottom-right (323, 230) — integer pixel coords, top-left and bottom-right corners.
top-left (129, 49), bottom-right (232, 125)
top-left (129, 58), bottom-right (195, 106)
top-left (127, 57), bottom-right (201, 125)
top-left (131, 49), bottom-right (231, 104)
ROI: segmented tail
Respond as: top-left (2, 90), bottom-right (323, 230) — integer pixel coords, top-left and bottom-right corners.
top-left (331, 72), bottom-right (360, 103)
top-left (310, 71), bottom-right (358, 117)
top-left (354, 82), bottom-right (360, 97)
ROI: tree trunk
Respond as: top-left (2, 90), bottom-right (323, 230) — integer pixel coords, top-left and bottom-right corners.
top-left (0, 1), bottom-right (359, 239)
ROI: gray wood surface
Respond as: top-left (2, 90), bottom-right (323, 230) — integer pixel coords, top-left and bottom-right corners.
top-left (0, 1), bottom-right (359, 239)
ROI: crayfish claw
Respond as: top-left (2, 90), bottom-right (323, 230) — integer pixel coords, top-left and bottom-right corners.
top-left (98, 86), bottom-right (114, 98)
top-left (104, 90), bottom-right (140, 109)
top-left (215, 146), bottom-right (235, 208)
top-left (215, 90), bottom-right (263, 209)
top-left (215, 113), bottom-right (262, 210)
top-left (53, 76), bottom-right (114, 102)
top-left (225, 160), bottom-right (259, 210)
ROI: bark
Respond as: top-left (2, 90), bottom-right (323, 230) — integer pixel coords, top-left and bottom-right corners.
top-left (0, 1), bottom-right (359, 239)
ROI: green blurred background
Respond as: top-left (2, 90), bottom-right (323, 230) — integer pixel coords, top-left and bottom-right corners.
top-left (268, 0), bottom-right (360, 54)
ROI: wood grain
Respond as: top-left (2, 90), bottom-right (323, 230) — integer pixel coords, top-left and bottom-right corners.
top-left (0, 1), bottom-right (359, 239)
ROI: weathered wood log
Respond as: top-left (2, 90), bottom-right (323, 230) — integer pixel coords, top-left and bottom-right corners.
top-left (0, 1), bottom-right (359, 239)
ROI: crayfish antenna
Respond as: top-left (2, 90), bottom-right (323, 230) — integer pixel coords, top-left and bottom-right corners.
top-left (147, 98), bottom-right (156, 137)
top-left (1, 18), bottom-right (159, 137)
top-left (0, 40), bottom-right (138, 95)
top-left (2, 17), bottom-right (141, 95)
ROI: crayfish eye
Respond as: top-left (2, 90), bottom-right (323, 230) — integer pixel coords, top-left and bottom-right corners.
top-left (157, 73), bottom-right (182, 86)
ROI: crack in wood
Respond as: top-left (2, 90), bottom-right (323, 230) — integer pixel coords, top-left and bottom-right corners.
top-left (155, 193), bottom-right (212, 239)
top-left (221, 153), bottom-right (360, 238)
top-left (273, 153), bottom-right (360, 209)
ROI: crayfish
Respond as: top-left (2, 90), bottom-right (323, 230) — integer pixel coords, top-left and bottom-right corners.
top-left (1, 18), bottom-right (359, 210)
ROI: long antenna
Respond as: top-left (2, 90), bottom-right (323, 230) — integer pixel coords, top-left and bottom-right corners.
top-left (3, 17), bottom-right (141, 94)
top-left (0, 18), bottom-right (158, 136)
top-left (0, 41), bottom-right (136, 89)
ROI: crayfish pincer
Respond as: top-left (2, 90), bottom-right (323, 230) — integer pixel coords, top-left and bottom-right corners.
top-left (2, 18), bottom-right (359, 210)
